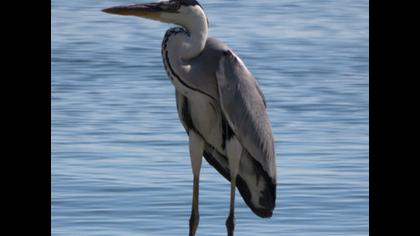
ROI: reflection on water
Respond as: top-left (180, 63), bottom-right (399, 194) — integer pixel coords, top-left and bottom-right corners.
top-left (52, 0), bottom-right (368, 235)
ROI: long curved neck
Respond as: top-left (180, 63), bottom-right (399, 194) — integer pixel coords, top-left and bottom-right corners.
top-left (161, 23), bottom-right (214, 100)
top-left (164, 19), bottom-right (208, 60)
top-left (180, 19), bottom-right (208, 59)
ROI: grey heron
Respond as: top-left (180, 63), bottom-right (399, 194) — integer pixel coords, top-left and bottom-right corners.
top-left (102, 1), bottom-right (276, 235)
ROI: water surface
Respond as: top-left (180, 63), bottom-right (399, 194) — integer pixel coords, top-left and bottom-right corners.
top-left (52, 0), bottom-right (369, 235)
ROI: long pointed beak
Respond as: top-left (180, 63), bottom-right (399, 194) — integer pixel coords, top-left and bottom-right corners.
top-left (102, 3), bottom-right (163, 18)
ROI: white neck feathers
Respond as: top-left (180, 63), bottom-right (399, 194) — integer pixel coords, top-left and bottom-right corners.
top-left (161, 5), bottom-right (208, 59)
top-left (180, 18), bottom-right (208, 59)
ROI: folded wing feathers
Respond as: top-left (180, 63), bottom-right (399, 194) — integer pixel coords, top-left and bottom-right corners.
top-left (216, 50), bottom-right (276, 179)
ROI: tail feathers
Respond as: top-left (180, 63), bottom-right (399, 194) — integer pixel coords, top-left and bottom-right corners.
top-left (203, 146), bottom-right (276, 218)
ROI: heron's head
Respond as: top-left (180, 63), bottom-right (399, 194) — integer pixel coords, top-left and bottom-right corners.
top-left (102, 0), bottom-right (208, 29)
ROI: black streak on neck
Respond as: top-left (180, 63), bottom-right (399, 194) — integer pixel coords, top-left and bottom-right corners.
top-left (161, 28), bottom-right (215, 101)
top-left (221, 115), bottom-right (234, 149)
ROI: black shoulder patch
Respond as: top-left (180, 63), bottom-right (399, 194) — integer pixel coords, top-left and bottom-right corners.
top-left (221, 115), bottom-right (235, 149)
top-left (223, 49), bottom-right (232, 56)
top-left (181, 97), bottom-right (195, 134)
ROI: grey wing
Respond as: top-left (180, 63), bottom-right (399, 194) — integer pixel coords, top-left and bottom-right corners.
top-left (216, 50), bottom-right (276, 180)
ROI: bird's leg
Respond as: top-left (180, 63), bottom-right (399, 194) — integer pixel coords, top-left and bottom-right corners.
top-left (225, 137), bottom-right (243, 236)
top-left (188, 130), bottom-right (205, 236)
top-left (226, 175), bottom-right (237, 236)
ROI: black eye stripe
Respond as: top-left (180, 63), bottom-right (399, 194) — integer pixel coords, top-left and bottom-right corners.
top-left (167, 0), bottom-right (180, 9)
top-left (180, 0), bottom-right (202, 7)
top-left (167, 0), bottom-right (204, 11)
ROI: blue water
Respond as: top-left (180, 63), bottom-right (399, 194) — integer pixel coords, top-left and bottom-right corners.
top-left (52, 0), bottom-right (368, 235)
